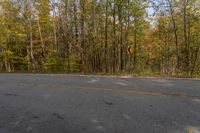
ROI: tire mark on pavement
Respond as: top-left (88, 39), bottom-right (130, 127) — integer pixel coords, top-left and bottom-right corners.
top-left (52, 113), bottom-right (64, 120)
top-left (0, 93), bottom-right (19, 97)
top-left (1, 81), bottom-right (200, 101)
top-left (78, 86), bottom-right (200, 101)
top-left (102, 100), bottom-right (113, 106)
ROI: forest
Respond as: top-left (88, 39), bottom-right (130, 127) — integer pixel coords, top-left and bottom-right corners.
top-left (0, 0), bottom-right (200, 77)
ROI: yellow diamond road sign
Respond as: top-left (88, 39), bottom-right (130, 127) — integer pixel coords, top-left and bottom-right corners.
top-left (127, 46), bottom-right (133, 54)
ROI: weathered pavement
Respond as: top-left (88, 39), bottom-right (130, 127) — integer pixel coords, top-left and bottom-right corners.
top-left (0, 74), bottom-right (200, 133)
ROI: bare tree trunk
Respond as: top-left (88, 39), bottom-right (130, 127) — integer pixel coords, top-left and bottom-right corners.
top-left (92, 0), bottom-right (96, 72)
top-left (117, 2), bottom-right (123, 71)
top-left (80, 0), bottom-right (85, 73)
top-left (191, 44), bottom-right (200, 75)
top-left (120, 22), bottom-right (123, 71)
top-left (4, 52), bottom-right (8, 72)
top-left (26, 0), bottom-right (35, 72)
top-left (104, 0), bottom-right (108, 73)
top-left (133, 31), bottom-right (137, 70)
top-left (73, 0), bottom-right (79, 47)
top-left (168, 0), bottom-right (180, 72)
top-left (37, 17), bottom-right (45, 54)
top-left (5, 25), bottom-right (11, 72)
top-left (183, 0), bottom-right (190, 75)
top-left (125, 0), bottom-right (130, 71)
top-left (29, 19), bottom-right (35, 71)
top-left (112, 0), bottom-right (116, 73)
top-left (52, 1), bottom-right (58, 54)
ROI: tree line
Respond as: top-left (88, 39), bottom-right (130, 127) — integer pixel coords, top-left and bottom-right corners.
top-left (0, 0), bottom-right (199, 76)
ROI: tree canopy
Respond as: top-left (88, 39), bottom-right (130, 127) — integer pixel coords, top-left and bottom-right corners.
top-left (0, 0), bottom-right (200, 77)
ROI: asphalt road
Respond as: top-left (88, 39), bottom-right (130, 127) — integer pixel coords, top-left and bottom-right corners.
top-left (0, 74), bottom-right (200, 133)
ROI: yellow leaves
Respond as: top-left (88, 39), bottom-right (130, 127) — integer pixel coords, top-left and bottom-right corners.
top-left (2, 50), bottom-right (14, 58)
top-left (16, 33), bottom-right (26, 37)
top-left (149, 51), bottom-right (156, 59)
top-left (189, 128), bottom-right (193, 133)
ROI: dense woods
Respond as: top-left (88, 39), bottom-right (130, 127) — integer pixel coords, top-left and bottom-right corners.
top-left (0, 0), bottom-right (199, 76)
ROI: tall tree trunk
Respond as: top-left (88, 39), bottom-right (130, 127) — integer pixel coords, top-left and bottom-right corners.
top-left (112, 0), bottom-right (116, 73)
top-left (117, 1), bottom-right (123, 71)
top-left (52, 1), bottom-right (58, 54)
top-left (26, 0), bottom-right (35, 72)
top-left (37, 16), bottom-right (45, 72)
top-left (191, 44), bottom-right (200, 75)
top-left (168, 0), bottom-right (180, 72)
top-left (29, 18), bottom-right (35, 71)
top-left (37, 17), bottom-right (45, 54)
top-left (104, 0), bottom-right (108, 73)
top-left (92, 0), bottom-right (96, 72)
top-left (125, 0), bottom-right (130, 71)
top-left (183, 0), bottom-right (190, 75)
top-left (80, 0), bottom-right (85, 73)
top-left (73, 0), bottom-right (79, 47)
top-left (133, 31), bottom-right (137, 70)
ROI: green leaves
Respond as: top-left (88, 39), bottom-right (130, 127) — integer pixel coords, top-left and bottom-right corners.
top-left (0, 0), bottom-right (199, 76)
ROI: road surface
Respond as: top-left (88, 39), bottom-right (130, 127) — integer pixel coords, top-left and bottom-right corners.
top-left (0, 74), bottom-right (200, 133)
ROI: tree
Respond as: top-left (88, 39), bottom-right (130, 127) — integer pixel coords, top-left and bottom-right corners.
top-left (0, 0), bottom-right (200, 77)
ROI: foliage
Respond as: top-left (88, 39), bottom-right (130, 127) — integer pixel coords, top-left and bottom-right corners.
top-left (0, 0), bottom-right (199, 77)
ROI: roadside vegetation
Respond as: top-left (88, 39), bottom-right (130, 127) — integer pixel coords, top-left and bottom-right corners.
top-left (0, 0), bottom-right (200, 77)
